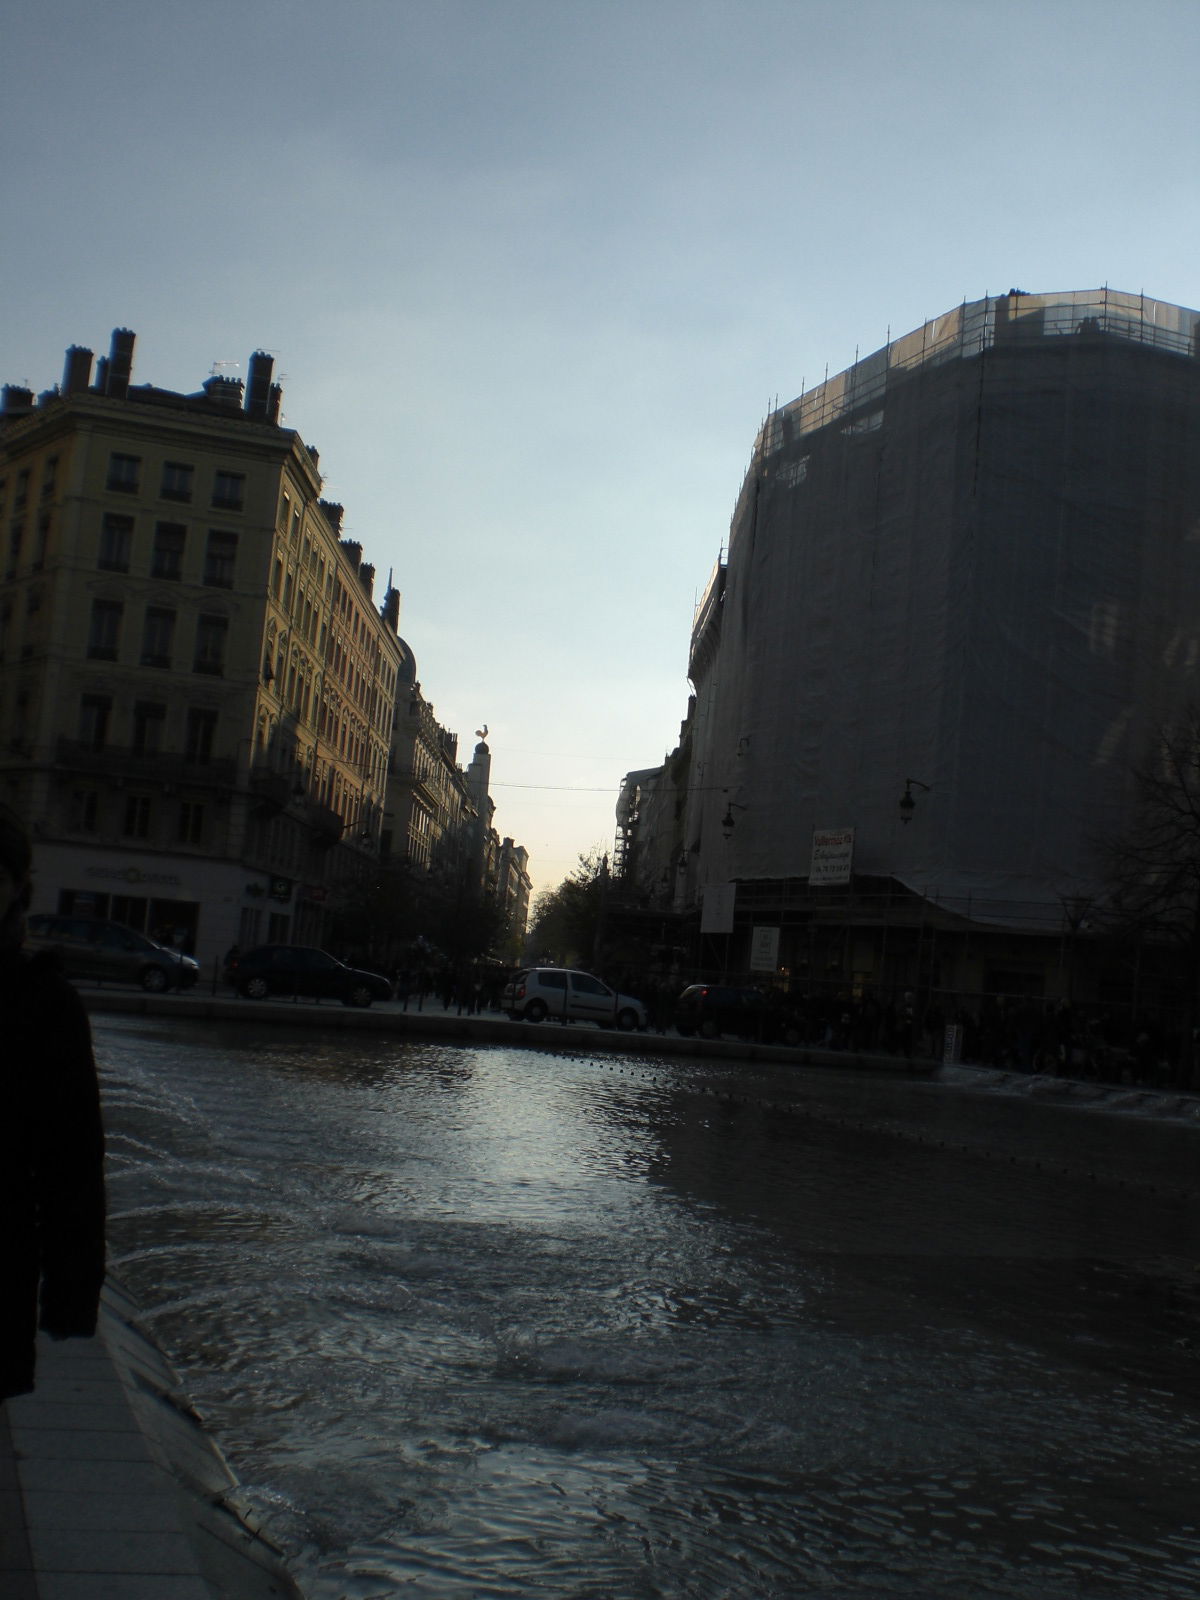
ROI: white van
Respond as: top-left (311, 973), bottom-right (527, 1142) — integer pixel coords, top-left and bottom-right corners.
top-left (503, 967), bottom-right (647, 1030)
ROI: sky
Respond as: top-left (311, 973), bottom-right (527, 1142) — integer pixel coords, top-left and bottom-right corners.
top-left (4, 0), bottom-right (1200, 902)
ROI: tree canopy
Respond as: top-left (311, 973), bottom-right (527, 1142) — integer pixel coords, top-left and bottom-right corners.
top-left (525, 847), bottom-right (608, 968)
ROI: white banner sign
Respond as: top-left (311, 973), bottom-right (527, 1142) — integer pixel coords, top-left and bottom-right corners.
top-left (810, 827), bottom-right (854, 886)
top-left (701, 881), bottom-right (737, 933)
top-left (749, 926), bottom-right (780, 973)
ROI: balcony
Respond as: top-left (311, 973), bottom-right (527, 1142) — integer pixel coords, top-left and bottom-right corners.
top-left (54, 739), bottom-right (237, 788)
top-left (307, 801), bottom-right (344, 848)
top-left (248, 766), bottom-right (296, 816)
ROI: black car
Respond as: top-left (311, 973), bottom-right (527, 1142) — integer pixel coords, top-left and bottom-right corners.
top-left (230, 945), bottom-right (392, 1007)
top-left (674, 983), bottom-right (804, 1044)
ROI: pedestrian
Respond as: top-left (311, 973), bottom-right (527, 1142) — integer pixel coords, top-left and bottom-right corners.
top-left (0, 803), bottom-right (106, 1401)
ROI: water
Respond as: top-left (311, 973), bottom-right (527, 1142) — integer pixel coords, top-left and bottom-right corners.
top-left (97, 1016), bottom-right (1200, 1598)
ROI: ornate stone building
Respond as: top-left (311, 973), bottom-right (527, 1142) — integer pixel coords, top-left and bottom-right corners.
top-left (0, 329), bottom-right (405, 963)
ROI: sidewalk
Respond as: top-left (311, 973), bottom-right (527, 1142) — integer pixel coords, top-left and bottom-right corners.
top-left (0, 1282), bottom-right (299, 1600)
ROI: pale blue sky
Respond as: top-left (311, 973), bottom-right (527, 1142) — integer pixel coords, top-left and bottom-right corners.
top-left (4, 0), bottom-right (1199, 897)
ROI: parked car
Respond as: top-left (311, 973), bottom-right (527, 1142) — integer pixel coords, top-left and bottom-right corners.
top-left (229, 945), bottom-right (392, 1007)
top-left (502, 967), bottom-right (647, 1030)
top-left (25, 914), bottom-right (200, 993)
top-left (674, 983), bottom-right (804, 1044)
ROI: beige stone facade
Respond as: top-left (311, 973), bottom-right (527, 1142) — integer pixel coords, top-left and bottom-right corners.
top-left (0, 331), bottom-right (405, 969)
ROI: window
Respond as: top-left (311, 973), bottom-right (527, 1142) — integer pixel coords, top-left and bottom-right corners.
top-left (14, 470), bottom-right (29, 509)
top-left (140, 607), bottom-right (175, 668)
top-left (572, 974), bottom-right (611, 997)
top-left (98, 513), bottom-right (133, 572)
top-left (87, 599), bottom-right (123, 660)
top-left (212, 470), bottom-right (245, 511)
top-left (160, 461), bottom-right (193, 502)
top-left (271, 557), bottom-right (283, 599)
top-left (40, 457), bottom-right (58, 500)
top-left (78, 694), bottom-right (111, 751)
top-left (33, 512), bottom-right (49, 570)
top-left (194, 614), bottom-right (228, 676)
top-left (203, 529), bottom-right (237, 587)
top-left (7, 523), bottom-right (22, 578)
top-left (122, 795), bottom-right (151, 838)
top-left (184, 707), bottom-right (217, 763)
top-left (132, 701), bottom-right (166, 756)
top-left (177, 801), bottom-right (205, 844)
top-left (151, 522), bottom-right (185, 580)
top-left (106, 453), bottom-right (140, 493)
top-left (69, 789), bottom-right (100, 833)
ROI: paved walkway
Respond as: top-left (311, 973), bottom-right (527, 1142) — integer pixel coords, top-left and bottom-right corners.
top-left (0, 1282), bottom-right (299, 1600)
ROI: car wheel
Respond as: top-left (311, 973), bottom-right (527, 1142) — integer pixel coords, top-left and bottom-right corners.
top-left (616, 1008), bottom-right (639, 1031)
top-left (141, 966), bottom-right (169, 994)
top-left (699, 1018), bottom-right (720, 1040)
top-left (241, 976), bottom-right (270, 1000)
top-left (524, 999), bottom-right (548, 1022)
top-left (344, 984), bottom-right (374, 1008)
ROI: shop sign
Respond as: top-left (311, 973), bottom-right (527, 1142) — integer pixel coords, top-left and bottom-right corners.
top-left (810, 827), bottom-right (854, 886)
top-left (701, 881), bottom-right (736, 933)
top-left (749, 926), bottom-right (780, 972)
top-left (85, 865), bottom-right (182, 887)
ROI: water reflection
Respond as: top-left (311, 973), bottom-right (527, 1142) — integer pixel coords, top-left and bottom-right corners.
top-left (97, 1017), bottom-right (1200, 1598)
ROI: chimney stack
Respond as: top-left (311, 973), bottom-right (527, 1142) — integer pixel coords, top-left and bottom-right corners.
top-left (62, 346), bottom-right (93, 396)
top-left (245, 350), bottom-right (274, 419)
top-left (104, 328), bottom-right (135, 399)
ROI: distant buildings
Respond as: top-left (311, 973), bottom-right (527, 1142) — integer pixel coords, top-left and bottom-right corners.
top-left (618, 290), bottom-right (1200, 1011)
top-left (0, 329), bottom-right (527, 965)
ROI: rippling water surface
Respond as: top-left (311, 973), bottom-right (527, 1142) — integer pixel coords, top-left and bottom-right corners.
top-left (97, 1016), bottom-right (1200, 1598)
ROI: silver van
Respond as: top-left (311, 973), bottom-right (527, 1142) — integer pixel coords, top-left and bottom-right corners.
top-left (502, 967), bottom-right (646, 1030)
top-left (25, 914), bottom-right (200, 992)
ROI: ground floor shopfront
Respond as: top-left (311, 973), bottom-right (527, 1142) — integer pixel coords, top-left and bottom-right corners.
top-left (28, 841), bottom-right (331, 972)
top-left (602, 876), bottom-right (1191, 1073)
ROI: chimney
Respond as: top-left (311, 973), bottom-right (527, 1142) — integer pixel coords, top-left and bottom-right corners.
top-left (245, 350), bottom-right (274, 418)
top-left (320, 501), bottom-right (344, 532)
top-left (381, 587), bottom-right (401, 631)
top-left (359, 562), bottom-right (375, 599)
top-left (62, 346), bottom-right (93, 396)
top-left (340, 538), bottom-right (362, 568)
top-left (267, 382), bottom-right (282, 424)
top-left (1, 386), bottom-right (34, 417)
top-left (104, 328), bottom-right (135, 399)
top-left (202, 375), bottom-right (244, 408)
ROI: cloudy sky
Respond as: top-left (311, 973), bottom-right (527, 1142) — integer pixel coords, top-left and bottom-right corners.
top-left (4, 0), bottom-right (1199, 898)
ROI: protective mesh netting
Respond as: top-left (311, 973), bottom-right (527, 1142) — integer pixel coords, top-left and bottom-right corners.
top-left (689, 291), bottom-right (1200, 926)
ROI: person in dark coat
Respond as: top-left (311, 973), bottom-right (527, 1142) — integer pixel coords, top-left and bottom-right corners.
top-left (0, 803), bottom-right (106, 1401)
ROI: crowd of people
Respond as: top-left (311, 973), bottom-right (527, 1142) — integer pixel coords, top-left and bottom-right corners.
top-left (380, 955), bottom-right (1189, 1089)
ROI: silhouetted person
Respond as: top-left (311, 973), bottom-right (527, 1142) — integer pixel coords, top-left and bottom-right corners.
top-left (0, 804), bottom-right (105, 1400)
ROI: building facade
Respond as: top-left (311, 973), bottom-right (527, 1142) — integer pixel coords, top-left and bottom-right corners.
top-left (0, 330), bottom-right (405, 966)
top-left (622, 290), bottom-right (1200, 1010)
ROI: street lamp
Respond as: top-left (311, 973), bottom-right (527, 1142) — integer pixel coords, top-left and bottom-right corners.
top-left (721, 800), bottom-right (748, 839)
top-left (899, 777), bottom-right (931, 823)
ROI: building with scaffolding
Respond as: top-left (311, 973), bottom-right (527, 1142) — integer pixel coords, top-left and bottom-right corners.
top-left (617, 289), bottom-right (1200, 1019)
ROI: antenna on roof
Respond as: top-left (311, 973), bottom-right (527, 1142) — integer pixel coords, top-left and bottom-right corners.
top-left (210, 360), bottom-right (240, 376)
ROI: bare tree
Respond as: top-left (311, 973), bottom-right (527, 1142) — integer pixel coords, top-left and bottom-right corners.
top-left (1098, 705), bottom-right (1200, 1082)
